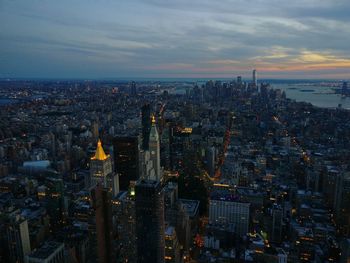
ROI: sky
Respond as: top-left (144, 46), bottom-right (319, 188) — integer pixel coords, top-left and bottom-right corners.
top-left (1, 0), bottom-right (350, 79)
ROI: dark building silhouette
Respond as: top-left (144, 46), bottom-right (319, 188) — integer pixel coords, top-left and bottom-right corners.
top-left (91, 185), bottom-right (114, 263)
top-left (5, 216), bottom-right (31, 263)
top-left (271, 205), bottom-right (283, 243)
top-left (141, 104), bottom-right (151, 151)
top-left (131, 81), bottom-right (137, 96)
top-left (113, 136), bottom-right (139, 191)
top-left (135, 180), bottom-right (165, 263)
top-left (342, 81), bottom-right (349, 96)
top-left (45, 177), bottom-right (65, 231)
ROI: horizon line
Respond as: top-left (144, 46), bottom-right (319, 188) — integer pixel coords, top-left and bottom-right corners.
top-left (0, 77), bottom-right (348, 82)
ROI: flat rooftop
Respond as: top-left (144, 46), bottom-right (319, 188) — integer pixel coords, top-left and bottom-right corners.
top-left (136, 179), bottom-right (160, 188)
top-left (210, 188), bottom-right (241, 202)
top-left (179, 199), bottom-right (200, 218)
top-left (27, 241), bottom-right (64, 259)
top-left (165, 226), bottom-right (175, 236)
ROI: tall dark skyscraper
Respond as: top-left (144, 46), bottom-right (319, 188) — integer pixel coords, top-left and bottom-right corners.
top-left (252, 69), bottom-right (257, 86)
top-left (91, 185), bottom-right (114, 263)
top-left (135, 180), bottom-right (165, 263)
top-left (45, 177), bottom-right (65, 230)
top-left (113, 136), bottom-right (139, 191)
top-left (141, 104), bottom-right (151, 151)
top-left (6, 216), bottom-right (31, 263)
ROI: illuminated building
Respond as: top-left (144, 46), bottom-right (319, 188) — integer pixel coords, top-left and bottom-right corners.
top-left (90, 139), bottom-right (119, 197)
top-left (135, 179), bottom-right (165, 263)
top-left (164, 183), bottom-right (192, 250)
top-left (114, 191), bottom-right (136, 262)
top-left (209, 187), bottom-right (250, 237)
top-left (293, 226), bottom-right (315, 262)
top-left (164, 226), bottom-right (180, 263)
top-left (149, 116), bottom-right (162, 181)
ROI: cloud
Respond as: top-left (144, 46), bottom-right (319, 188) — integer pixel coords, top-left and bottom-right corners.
top-left (0, 0), bottom-right (349, 78)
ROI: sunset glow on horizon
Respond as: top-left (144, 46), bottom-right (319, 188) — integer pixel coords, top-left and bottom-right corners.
top-left (1, 0), bottom-right (350, 79)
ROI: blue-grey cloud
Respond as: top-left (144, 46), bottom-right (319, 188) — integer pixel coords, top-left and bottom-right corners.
top-left (0, 0), bottom-right (350, 78)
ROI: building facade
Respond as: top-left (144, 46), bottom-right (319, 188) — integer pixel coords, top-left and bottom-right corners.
top-left (135, 180), bottom-right (165, 263)
top-left (90, 139), bottom-right (119, 197)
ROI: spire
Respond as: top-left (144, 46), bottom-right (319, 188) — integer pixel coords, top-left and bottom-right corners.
top-left (150, 115), bottom-right (159, 141)
top-left (92, 139), bottom-right (108, 160)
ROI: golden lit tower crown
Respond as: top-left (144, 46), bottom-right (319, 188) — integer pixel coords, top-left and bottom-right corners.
top-left (91, 139), bottom-right (108, 160)
top-left (90, 139), bottom-right (119, 197)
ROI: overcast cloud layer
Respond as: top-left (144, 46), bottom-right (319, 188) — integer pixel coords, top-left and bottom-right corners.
top-left (1, 0), bottom-right (350, 79)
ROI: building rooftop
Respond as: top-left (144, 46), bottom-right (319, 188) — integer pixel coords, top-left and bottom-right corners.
top-left (23, 160), bottom-right (50, 168)
top-left (179, 199), bottom-right (200, 218)
top-left (91, 139), bottom-right (108, 161)
top-left (210, 188), bottom-right (241, 202)
top-left (26, 241), bottom-right (64, 260)
top-left (136, 179), bottom-right (160, 188)
top-left (165, 226), bottom-right (175, 237)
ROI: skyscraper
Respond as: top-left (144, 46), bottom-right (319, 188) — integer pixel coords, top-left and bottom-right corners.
top-left (113, 136), bottom-right (139, 191)
top-left (114, 191), bottom-right (137, 262)
top-left (6, 216), bottom-right (31, 263)
top-left (271, 205), bottom-right (283, 243)
top-left (252, 69), bottom-right (257, 86)
top-left (90, 139), bottom-right (119, 197)
top-left (141, 104), bottom-right (151, 151)
top-left (135, 180), bottom-right (165, 263)
top-left (149, 116), bottom-right (162, 181)
top-left (45, 177), bottom-right (65, 230)
top-left (25, 242), bottom-right (64, 263)
top-left (91, 185), bottom-right (114, 263)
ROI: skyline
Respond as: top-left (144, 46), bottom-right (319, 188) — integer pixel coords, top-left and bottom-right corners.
top-left (1, 0), bottom-right (350, 79)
